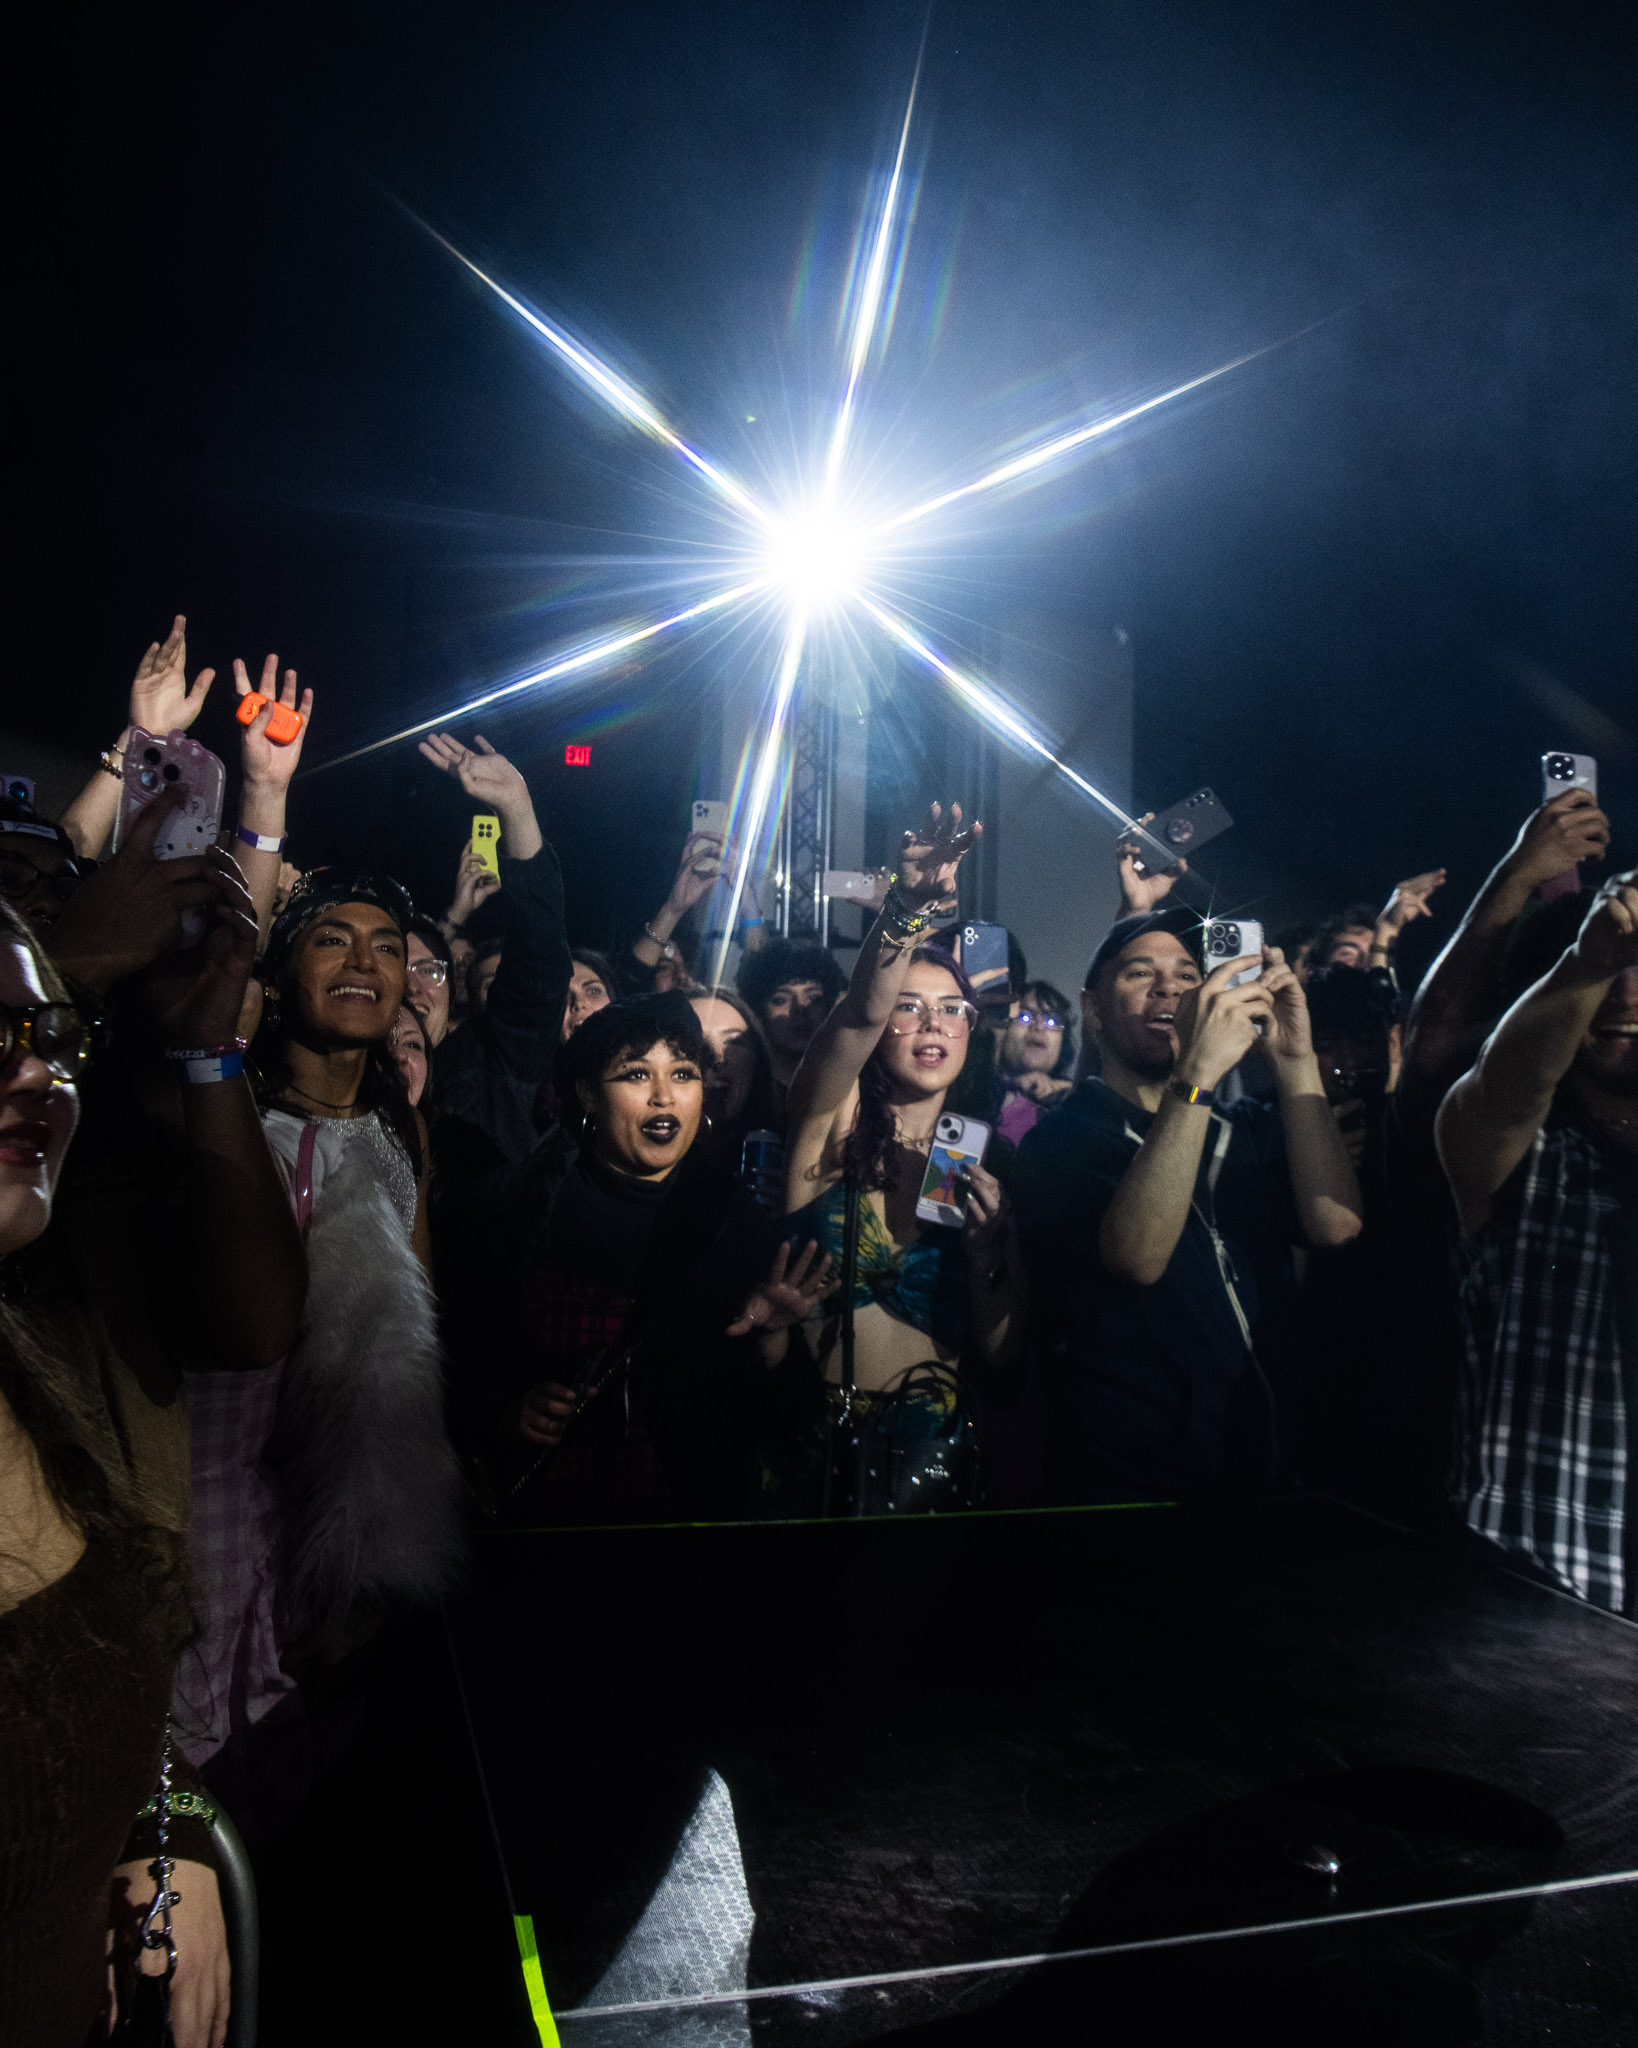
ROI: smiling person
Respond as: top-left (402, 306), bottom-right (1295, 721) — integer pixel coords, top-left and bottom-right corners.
top-left (0, 898), bottom-right (240, 2048)
top-left (177, 868), bottom-right (462, 1828)
top-left (1436, 872), bottom-right (1638, 1614)
top-left (474, 991), bottom-right (830, 1525)
top-left (1012, 904), bottom-right (1363, 1506)
top-left (777, 804), bottom-right (1024, 1513)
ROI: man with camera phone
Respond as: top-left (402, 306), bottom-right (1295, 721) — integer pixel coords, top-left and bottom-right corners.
top-left (1013, 905), bottom-right (1363, 1505)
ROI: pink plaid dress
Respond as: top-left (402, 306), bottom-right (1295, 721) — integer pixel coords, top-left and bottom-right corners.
top-left (173, 1110), bottom-right (417, 1765)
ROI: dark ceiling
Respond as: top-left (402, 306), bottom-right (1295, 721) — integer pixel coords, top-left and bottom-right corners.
top-left (12, 0), bottom-right (1637, 942)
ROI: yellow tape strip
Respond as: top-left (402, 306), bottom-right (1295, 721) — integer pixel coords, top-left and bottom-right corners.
top-left (513, 1914), bottom-right (562, 2047)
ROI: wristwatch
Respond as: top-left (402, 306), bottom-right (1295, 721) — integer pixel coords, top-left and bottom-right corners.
top-left (1169, 1078), bottom-right (1216, 1109)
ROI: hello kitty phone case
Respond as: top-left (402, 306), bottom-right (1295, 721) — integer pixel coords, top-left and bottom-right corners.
top-left (113, 728), bottom-right (226, 859)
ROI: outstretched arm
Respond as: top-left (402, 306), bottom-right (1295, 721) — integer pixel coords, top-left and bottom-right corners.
top-left (631, 830), bottom-right (729, 976)
top-left (1402, 791), bottom-right (1610, 1123)
top-left (783, 804), bottom-right (980, 1193)
top-left (59, 615), bottom-right (216, 859)
top-left (141, 855), bottom-right (307, 1370)
top-left (1437, 869), bottom-right (1638, 1233)
top-left (232, 654), bottom-right (313, 946)
top-left (418, 734), bottom-right (566, 1078)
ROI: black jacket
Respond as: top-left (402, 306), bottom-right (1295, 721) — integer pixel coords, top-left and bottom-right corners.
top-left (1013, 1077), bottom-right (1300, 1502)
top-left (434, 843), bottom-right (572, 1167)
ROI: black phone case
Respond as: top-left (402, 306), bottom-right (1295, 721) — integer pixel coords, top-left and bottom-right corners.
top-left (1127, 787), bottom-right (1234, 873)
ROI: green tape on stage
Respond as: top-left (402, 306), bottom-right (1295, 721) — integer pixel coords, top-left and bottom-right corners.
top-left (513, 1914), bottom-right (562, 2047)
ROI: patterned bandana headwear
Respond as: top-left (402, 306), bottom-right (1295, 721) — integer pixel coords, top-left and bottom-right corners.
top-left (265, 867), bottom-right (414, 974)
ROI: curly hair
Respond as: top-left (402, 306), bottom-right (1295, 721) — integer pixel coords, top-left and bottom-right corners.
top-left (843, 947), bottom-right (981, 1192)
top-left (552, 990), bottom-right (715, 1144)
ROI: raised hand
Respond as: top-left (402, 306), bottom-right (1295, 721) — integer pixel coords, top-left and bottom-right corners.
top-left (1117, 812), bottom-right (1188, 915)
top-left (418, 732), bottom-right (542, 859)
top-left (418, 731), bottom-right (527, 811)
top-left (1253, 947), bottom-right (1317, 1063)
top-left (1174, 959), bottom-right (1277, 1091)
top-left (129, 614), bottom-right (214, 736)
top-left (897, 802), bottom-right (981, 913)
top-left (668, 831), bottom-right (729, 915)
top-left (234, 653), bottom-right (313, 792)
top-left (1506, 789), bottom-right (1612, 889)
top-left (726, 1238), bottom-right (837, 1337)
top-left (448, 846), bottom-right (501, 926)
top-left (1378, 867), bottom-right (1447, 936)
top-left (1571, 869), bottom-right (1638, 981)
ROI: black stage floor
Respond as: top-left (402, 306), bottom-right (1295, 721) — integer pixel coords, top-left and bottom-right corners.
top-left (431, 1497), bottom-right (1638, 2046)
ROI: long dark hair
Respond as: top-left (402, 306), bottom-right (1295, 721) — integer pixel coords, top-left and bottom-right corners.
top-left (248, 973), bottom-right (423, 1176)
top-left (0, 902), bottom-right (189, 1647)
top-left (690, 986), bottom-right (782, 1152)
top-left (844, 947), bottom-right (981, 1192)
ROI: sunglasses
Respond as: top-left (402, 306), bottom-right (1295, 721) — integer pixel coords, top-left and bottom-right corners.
top-left (1, 1002), bottom-right (91, 1083)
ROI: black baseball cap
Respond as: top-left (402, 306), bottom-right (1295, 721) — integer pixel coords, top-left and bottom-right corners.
top-left (1084, 906), bottom-right (1204, 989)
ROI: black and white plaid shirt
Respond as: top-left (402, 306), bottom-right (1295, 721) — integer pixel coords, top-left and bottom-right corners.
top-left (1455, 1115), bottom-right (1630, 1611)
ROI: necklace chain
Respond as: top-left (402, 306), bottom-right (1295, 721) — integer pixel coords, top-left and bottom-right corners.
top-left (284, 1082), bottom-right (362, 1116)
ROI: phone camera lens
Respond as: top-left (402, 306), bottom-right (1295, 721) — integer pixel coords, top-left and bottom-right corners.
top-left (143, 747), bottom-right (161, 765)
top-left (162, 763), bottom-right (180, 782)
top-left (138, 768), bottom-right (158, 791)
top-left (1545, 754), bottom-right (1575, 780)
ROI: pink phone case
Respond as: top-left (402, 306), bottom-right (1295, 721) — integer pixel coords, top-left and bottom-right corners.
top-left (115, 728), bottom-right (226, 860)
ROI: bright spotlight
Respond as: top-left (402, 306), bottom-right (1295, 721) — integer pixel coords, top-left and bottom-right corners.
top-left (759, 506), bottom-right (866, 608)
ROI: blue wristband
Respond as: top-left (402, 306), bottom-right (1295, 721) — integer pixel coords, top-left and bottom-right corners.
top-left (174, 1051), bottom-right (245, 1085)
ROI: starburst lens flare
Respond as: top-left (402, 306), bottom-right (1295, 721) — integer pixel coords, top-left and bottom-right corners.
top-left (330, 52), bottom-right (1297, 888)
top-left (759, 506), bottom-right (869, 608)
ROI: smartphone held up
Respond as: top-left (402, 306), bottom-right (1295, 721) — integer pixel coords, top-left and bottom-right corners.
top-left (1205, 918), bottom-right (1264, 987)
top-left (112, 728), bottom-right (226, 859)
top-left (1542, 752), bottom-right (1597, 804)
top-left (916, 1113), bottom-right (991, 1229)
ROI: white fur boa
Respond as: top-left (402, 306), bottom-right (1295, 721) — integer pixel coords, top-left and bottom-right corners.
top-left (272, 1133), bottom-right (465, 1629)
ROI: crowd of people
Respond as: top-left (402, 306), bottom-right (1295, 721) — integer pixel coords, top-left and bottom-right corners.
top-left (2, 612), bottom-right (1635, 2044)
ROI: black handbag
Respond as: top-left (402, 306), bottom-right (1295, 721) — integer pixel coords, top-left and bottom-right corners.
top-left (819, 1177), bottom-right (981, 1517)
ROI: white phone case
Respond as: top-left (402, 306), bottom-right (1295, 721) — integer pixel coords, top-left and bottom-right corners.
top-left (916, 1113), bottom-right (991, 1228)
top-left (1541, 751), bottom-right (1597, 803)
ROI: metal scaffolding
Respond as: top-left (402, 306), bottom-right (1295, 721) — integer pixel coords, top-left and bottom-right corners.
top-left (776, 684), bottom-right (835, 943)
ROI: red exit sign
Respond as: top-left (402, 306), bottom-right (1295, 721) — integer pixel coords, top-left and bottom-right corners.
top-left (564, 745), bottom-right (592, 767)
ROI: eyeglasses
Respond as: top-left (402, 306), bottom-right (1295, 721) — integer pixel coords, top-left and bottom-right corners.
top-left (1, 1002), bottom-right (91, 1082)
top-left (1014, 1009), bottom-right (1063, 1030)
top-left (887, 997), bottom-right (979, 1036)
top-left (408, 958), bottom-right (449, 987)
top-left (0, 850), bottom-right (81, 905)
